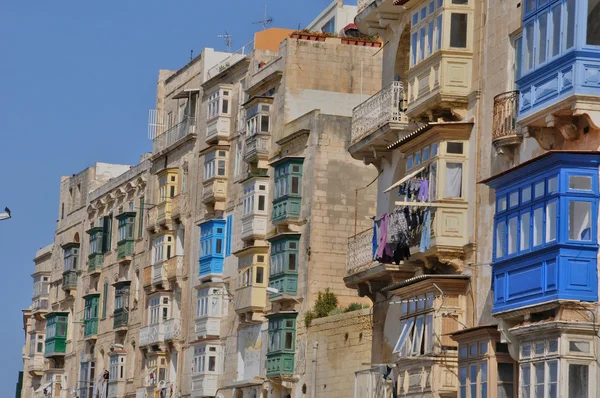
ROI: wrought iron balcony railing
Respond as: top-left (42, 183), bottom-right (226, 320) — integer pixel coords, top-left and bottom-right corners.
top-left (346, 228), bottom-right (376, 275)
top-left (492, 91), bottom-right (520, 142)
top-left (351, 82), bottom-right (408, 145)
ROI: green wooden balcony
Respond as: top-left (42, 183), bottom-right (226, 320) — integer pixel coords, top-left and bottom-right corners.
top-left (88, 253), bottom-right (103, 273)
top-left (113, 310), bottom-right (129, 330)
top-left (44, 338), bottom-right (67, 357)
top-left (272, 196), bottom-right (302, 223)
top-left (266, 352), bottom-right (295, 377)
top-left (117, 239), bottom-right (134, 260)
top-left (269, 274), bottom-right (298, 300)
top-left (62, 270), bottom-right (78, 291)
top-left (84, 319), bottom-right (98, 338)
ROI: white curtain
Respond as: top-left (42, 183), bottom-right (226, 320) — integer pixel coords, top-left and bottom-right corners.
top-left (445, 163), bottom-right (463, 198)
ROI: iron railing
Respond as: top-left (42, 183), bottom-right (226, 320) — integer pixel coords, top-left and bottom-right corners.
top-left (346, 228), bottom-right (376, 275)
top-left (492, 90), bottom-right (520, 141)
top-left (351, 81), bottom-right (407, 145)
top-left (153, 116), bottom-right (196, 153)
top-left (207, 41), bottom-right (254, 79)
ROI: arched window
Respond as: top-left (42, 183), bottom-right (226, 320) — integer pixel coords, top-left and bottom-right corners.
top-left (102, 280), bottom-right (109, 318)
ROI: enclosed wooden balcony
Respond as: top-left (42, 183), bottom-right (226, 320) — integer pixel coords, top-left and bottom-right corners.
top-left (349, 82), bottom-right (413, 164)
top-left (139, 323), bottom-right (165, 347)
top-left (202, 178), bottom-right (227, 211)
top-left (156, 199), bottom-right (172, 226)
top-left (27, 354), bottom-right (45, 376)
top-left (244, 133), bottom-right (270, 168)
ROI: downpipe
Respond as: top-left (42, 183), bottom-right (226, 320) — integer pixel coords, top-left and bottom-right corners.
top-left (311, 341), bottom-right (318, 398)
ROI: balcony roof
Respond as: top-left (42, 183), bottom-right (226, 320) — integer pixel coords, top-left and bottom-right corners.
top-left (172, 88), bottom-right (200, 99)
top-left (232, 245), bottom-right (270, 257)
top-left (480, 150), bottom-right (600, 187)
top-left (382, 274), bottom-right (469, 292)
top-left (268, 156), bottom-right (305, 168)
top-left (387, 121), bottom-right (473, 150)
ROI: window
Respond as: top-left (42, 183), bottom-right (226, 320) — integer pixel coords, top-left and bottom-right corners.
top-left (109, 355), bottom-right (125, 381)
top-left (234, 139), bottom-right (243, 178)
top-left (199, 220), bottom-right (228, 261)
top-left (550, 5), bottom-right (561, 58)
top-left (322, 17), bottom-right (335, 33)
top-left (149, 295), bottom-right (169, 324)
top-left (273, 160), bottom-right (303, 200)
top-left (246, 103), bottom-right (271, 136)
top-left (520, 339), bottom-right (559, 398)
top-left (193, 345), bottom-right (220, 374)
top-left (393, 293), bottom-right (435, 357)
top-left (204, 150), bottom-right (228, 180)
top-left (497, 363), bottom-right (514, 398)
top-left (243, 182), bottom-right (268, 216)
top-left (569, 364), bottom-right (589, 397)
top-left (88, 226), bottom-right (103, 256)
top-left (524, 22), bottom-right (534, 73)
top-left (63, 245), bottom-right (79, 272)
top-left (569, 201), bottom-right (592, 240)
top-left (117, 214), bottom-right (135, 242)
top-left (538, 11), bottom-right (548, 66)
top-left (152, 235), bottom-right (173, 264)
top-left (102, 281), bottom-right (108, 318)
top-left (268, 316), bottom-right (297, 354)
top-left (138, 197), bottom-right (144, 238)
top-left (450, 13), bottom-right (468, 47)
top-left (269, 237), bottom-right (300, 277)
top-left (445, 163), bottom-right (463, 198)
top-left (587, 0), bottom-right (600, 45)
top-left (208, 89), bottom-right (231, 119)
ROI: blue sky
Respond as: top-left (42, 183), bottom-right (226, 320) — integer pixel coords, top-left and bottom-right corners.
top-left (0, 0), bottom-right (354, 389)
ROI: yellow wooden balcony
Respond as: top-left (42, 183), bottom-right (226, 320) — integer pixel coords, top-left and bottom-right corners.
top-left (156, 199), bottom-right (172, 226)
top-left (202, 178), bottom-right (227, 211)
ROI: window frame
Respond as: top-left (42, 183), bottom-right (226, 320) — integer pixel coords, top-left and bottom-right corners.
top-left (204, 150), bottom-right (228, 181)
top-left (268, 316), bottom-right (297, 354)
top-left (207, 88), bottom-right (231, 120)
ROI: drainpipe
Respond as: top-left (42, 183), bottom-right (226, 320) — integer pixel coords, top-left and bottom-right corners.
top-left (311, 341), bottom-right (319, 398)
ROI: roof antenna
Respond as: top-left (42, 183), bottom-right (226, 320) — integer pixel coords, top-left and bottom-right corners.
top-left (217, 31), bottom-right (232, 53)
top-left (190, 50), bottom-right (194, 61)
top-left (252, 4), bottom-right (273, 30)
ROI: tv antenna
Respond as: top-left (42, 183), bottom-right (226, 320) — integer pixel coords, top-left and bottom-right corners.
top-left (217, 31), bottom-right (232, 53)
top-left (252, 5), bottom-right (273, 30)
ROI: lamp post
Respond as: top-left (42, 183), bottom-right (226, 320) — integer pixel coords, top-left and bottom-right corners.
top-left (0, 207), bottom-right (11, 221)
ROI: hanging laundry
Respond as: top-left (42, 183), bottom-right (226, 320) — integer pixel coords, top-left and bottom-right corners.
top-left (418, 178), bottom-right (429, 202)
top-left (372, 219), bottom-right (378, 260)
top-left (420, 209), bottom-right (432, 252)
top-left (375, 214), bottom-right (389, 259)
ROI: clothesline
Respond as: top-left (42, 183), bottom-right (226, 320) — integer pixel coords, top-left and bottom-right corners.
top-left (394, 201), bottom-right (467, 208)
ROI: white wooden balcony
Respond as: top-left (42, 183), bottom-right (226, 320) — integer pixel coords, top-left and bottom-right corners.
top-left (164, 318), bottom-right (181, 341)
top-left (241, 213), bottom-right (268, 242)
top-left (139, 323), bottom-right (165, 347)
top-left (153, 116), bottom-right (196, 153)
top-left (205, 116), bottom-right (231, 144)
top-left (191, 374), bottom-right (218, 398)
top-left (27, 354), bottom-right (45, 376)
top-left (244, 133), bottom-right (269, 166)
top-left (195, 315), bottom-right (221, 339)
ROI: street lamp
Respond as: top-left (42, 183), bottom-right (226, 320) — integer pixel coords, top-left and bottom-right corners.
top-left (0, 207), bottom-right (11, 221)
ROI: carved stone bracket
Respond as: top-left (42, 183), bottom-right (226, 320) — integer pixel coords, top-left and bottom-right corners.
top-left (546, 115), bottom-right (579, 141)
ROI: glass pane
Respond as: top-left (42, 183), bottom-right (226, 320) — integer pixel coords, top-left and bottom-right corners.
top-left (546, 201), bottom-right (557, 242)
top-left (538, 12), bottom-right (548, 65)
top-left (569, 201), bottom-right (592, 240)
top-left (569, 341), bottom-right (590, 353)
top-left (445, 163), bottom-right (463, 198)
top-left (469, 343), bottom-right (478, 357)
top-left (548, 339), bottom-right (558, 353)
top-left (521, 344), bottom-right (531, 358)
top-left (534, 181), bottom-right (544, 198)
top-left (565, 0), bottom-right (575, 50)
top-left (524, 22), bottom-right (534, 72)
top-left (508, 216), bottom-right (518, 254)
top-left (534, 342), bottom-right (545, 355)
top-left (569, 364), bottom-right (589, 398)
top-left (534, 363), bottom-right (545, 398)
top-left (480, 341), bottom-right (488, 355)
top-left (411, 33), bottom-right (418, 65)
top-left (481, 362), bottom-right (488, 398)
top-left (470, 364), bottom-right (478, 398)
top-left (460, 366), bottom-right (467, 398)
top-left (551, 5), bottom-right (562, 57)
top-left (453, 0), bottom-right (468, 3)
top-left (436, 15), bottom-right (443, 50)
top-left (450, 14), bottom-right (468, 48)
top-left (521, 212), bottom-right (531, 250)
top-left (261, 115), bottom-right (269, 132)
top-left (521, 365), bottom-right (531, 398)
top-left (547, 176), bottom-right (558, 193)
top-left (284, 332), bottom-right (294, 349)
top-left (459, 345), bottom-right (468, 358)
top-left (498, 197), bottom-right (507, 212)
top-left (420, 27), bottom-right (426, 61)
top-left (570, 176), bottom-right (592, 190)
top-left (447, 142), bottom-right (464, 154)
top-left (588, 0), bottom-right (600, 45)
top-left (509, 191), bottom-right (519, 207)
top-left (525, 0), bottom-right (535, 13)
top-left (291, 177), bottom-right (300, 195)
top-left (496, 220), bottom-right (506, 258)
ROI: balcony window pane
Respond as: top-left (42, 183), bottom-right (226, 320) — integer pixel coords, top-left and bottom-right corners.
top-left (428, 21), bottom-right (434, 55)
top-left (450, 14), bottom-right (468, 48)
top-left (481, 362), bottom-right (488, 398)
top-left (569, 341), bottom-right (590, 353)
top-left (534, 363), bottom-right (544, 398)
top-left (436, 15), bottom-right (443, 50)
top-left (415, 152), bottom-right (422, 166)
top-left (551, 5), bottom-right (562, 57)
top-left (569, 364), bottom-right (588, 398)
top-left (570, 175), bottom-right (592, 190)
top-left (533, 207), bottom-right (543, 246)
top-left (548, 339), bottom-right (558, 353)
top-left (524, 22), bottom-right (534, 72)
top-left (453, 0), bottom-right (468, 3)
top-left (469, 364), bottom-right (477, 398)
top-left (508, 216), bottom-right (518, 254)
top-left (534, 181), bottom-right (544, 198)
top-left (288, 253), bottom-right (297, 271)
top-left (521, 212), bottom-right (531, 250)
top-left (258, 195), bottom-right (266, 211)
top-left (222, 99), bottom-right (229, 114)
top-left (411, 33), bottom-right (418, 65)
top-left (407, 155), bottom-right (413, 170)
top-left (420, 28), bottom-right (426, 61)
top-left (284, 331), bottom-right (294, 349)
top-left (413, 12), bottom-right (419, 25)
top-left (459, 366), bottom-right (467, 398)
top-left (509, 192), bottom-right (519, 207)
top-left (565, 0), bottom-right (575, 50)
top-left (291, 176), bottom-right (300, 195)
top-left (546, 201), bottom-right (557, 242)
top-left (569, 201), bottom-right (592, 241)
top-left (445, 163), bottom-right (463, 198)
top-left (588, 0), bottom-right (600, 45)
top-left (261, 115), bottom-right (270, 132)
top-left (547, 176), bottom-right (558, 193)
top-left (208, 356), bottom-right (216, 372)
top-left (538, 12), bottom-right (548, 66)
top-left (522, 186), bottom-right (531, 203)
top-left (216, 239), bottom-right (223, 254)
top-left (496, 220), bottom-right (506, 258)
top-left (430, 161), bottom-right (437, 200)
top-left (256, 267), bottom-right (264, 284)
top-left (447, 142), bottom-right (464, 154)
top-left (497, 363), bottom-right (514, 398)
top-left (423, 147), bottom-right (430, 161)
top-left (498, 196), bottom-right (507, 212)
top-left (548, 361), bottom-right (558, 398)
top-left (525, 0), bottom-right (535, 13)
